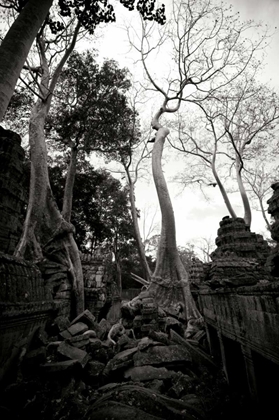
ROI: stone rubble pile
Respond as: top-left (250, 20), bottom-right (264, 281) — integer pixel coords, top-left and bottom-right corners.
top-left (0, 303), bottom-right (239, 420)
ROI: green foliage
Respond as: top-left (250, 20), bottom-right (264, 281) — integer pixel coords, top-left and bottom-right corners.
top-left (49, 162), bottom-right (135, 253)
top-left (2, 0), bottom-right (166, 34)
top-left (4, 86), bottom-right (33, 137)
top-left (47, 50), bottom-right (141, 163)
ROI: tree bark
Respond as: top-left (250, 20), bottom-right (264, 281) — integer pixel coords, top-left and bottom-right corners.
top-left (0, 0), bottom-right (53, 121)
top-left (148, 107), bottom-right (202, 329)
top-left (236, 156), bottom-right (252, 227)
top-left (14, 26), bottom-right (84, 316)
top-left (127, 173), bottom-right (152, 282)
top-left (212, 152), bottom-right (237, 219)
top-left (62, 145), bottom-right (78, 223)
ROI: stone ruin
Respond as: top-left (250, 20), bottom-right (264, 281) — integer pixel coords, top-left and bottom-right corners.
top-left (203, 216), bottom-right (271, 288)
top-left (266, 182), bottom-right (279, 277)
top-left (1, 126), bottom-right (279, 419)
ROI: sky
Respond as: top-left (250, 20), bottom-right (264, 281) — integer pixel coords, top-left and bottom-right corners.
top-left (2, 1), bottom-right (277, 256)
top-left (89, 0), bottom-right (279, 254)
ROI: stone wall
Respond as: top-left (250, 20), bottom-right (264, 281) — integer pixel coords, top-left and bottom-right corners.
top-left (81, 253), bottom-right (120, 322)
top-left (196, 212), bottom-right (279, 409)
top-left (0, 253), bottom-right (53, 381)
top-left (0, 126), bottom-right (27, 254)
top-left (266, 182), bottom-right (279, 277)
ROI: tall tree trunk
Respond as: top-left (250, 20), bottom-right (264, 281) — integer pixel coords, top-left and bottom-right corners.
top-left (148, 107), bottom-right (202, 331)
top-left (211, 152), bottom-right (237, 219)
top-left (127, 173), bottom-right (152, 282)
top-left (14, 25), bottom-right (84, 316)
top-left (0, 0), bottom-right (53, 121)
top-left (14, 99), bottom-right (84, 315)
top-left (62, 145), bottom-right (78, 222)
top-left (236, 156), bottom-right (252, 227)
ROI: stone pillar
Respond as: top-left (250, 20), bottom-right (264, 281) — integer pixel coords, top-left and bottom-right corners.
top-left (241, 345), bottom-right (259, 403)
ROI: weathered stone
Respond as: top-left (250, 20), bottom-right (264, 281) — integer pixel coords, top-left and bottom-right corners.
top-left (86, 360), bottom-right (105, 378)
top-left (59, 330), bottom-right (72, 340)
top-left (52, 315), bottom-right (71, 332)
top-left (66, 335), bottom-right (89, 349)
top-left (148, 330), bottom-right (171, 346)
top-left (97, 318), bottom-right (111, 340)
top-left (67, 322), bottom-right (89, 336)
top-left (141, 323), bottom-right (159, 332)
top-left (88, 338), bottom-right (102, 351)
top-left (138, 337), bottom-right (153, 351)
top-left (133, 345), bottom-right (192, 367)
top-left (40, 360), bottom-right (80, 373)
top-left (57, 341), bottom-right (91, 368)
top-left (145, 379), bottom-right (164, 393)
top-left (103, 347), bottom-right (138, 375)
top-left (170, 330), bottom-right (217, 371)
top-left (70, 309), bottom-right (96, 329)
top-left (92, 348), bottom-right (108, 364)
top-left (123, 365), bottom-right (174, 382)
top-left (167, 374), bottom-right (195, 398)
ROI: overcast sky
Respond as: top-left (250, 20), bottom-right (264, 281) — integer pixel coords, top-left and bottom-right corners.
top-left (91, 0), bottom-right (279, 252)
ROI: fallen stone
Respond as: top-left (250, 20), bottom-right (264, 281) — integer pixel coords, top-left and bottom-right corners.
top-left (148, 331), bottom-right (171, 346)
top-left (141, 323), bottom-right (159, 332)
top-left (133, 345), bottom-right (192, 367)
top-left (70, 309), bottom-right (96, 329)
top-left (145, 379), bottom-right (164, 393)
top-left (40, 360), bottom-right (80, 373)
top-left (103, 347), bottom-right (138, 375)
top-left (59, 330), bottom-right (72, 340)
top-left (86, 360), bottom-right (105, 379)
top-left (88, 338), bottom-right (102, 351)
top-left (67, 322), bottom-right (89, 336)
top-left (170, 329), bottom-right (217, 371)
top-left (165, 317), bottom-right (184, 335)
top-left (87, 384), bottom-right (205, 420)
top-left (167, 374), bottom-right (195, 398)
top-left (58, 341), bottom-right (91, 368)
top-left (124, 365), bottom-right (174, 382)
top-left (52, 315), bottom-right (71, 332)
top-left (97, 318), bottom-right (111, 340)
top-left (66, 335), bottom-right (89, 349)
top-left (92, 348), bottom-right (108, 364)
top-left (138, 337), bottom-right (153, 351)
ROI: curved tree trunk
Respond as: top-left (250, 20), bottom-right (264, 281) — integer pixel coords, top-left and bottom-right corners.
top-left (0, 0), bottom-right (53, 121)
top-left (147, 107), bottom-right (202, 330)
top-left (259, 197), bottom-right (271, 231)
top-left (14, 26), bottom-right (84, 316)
top-left (127, 175), bottom-right (152, 282)
top-left (14, 100), bottom-right (84, 315)
top-left (236, 156), bottom-right (252, 227)
top-left (212, 153), bottom-right (237, 219)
